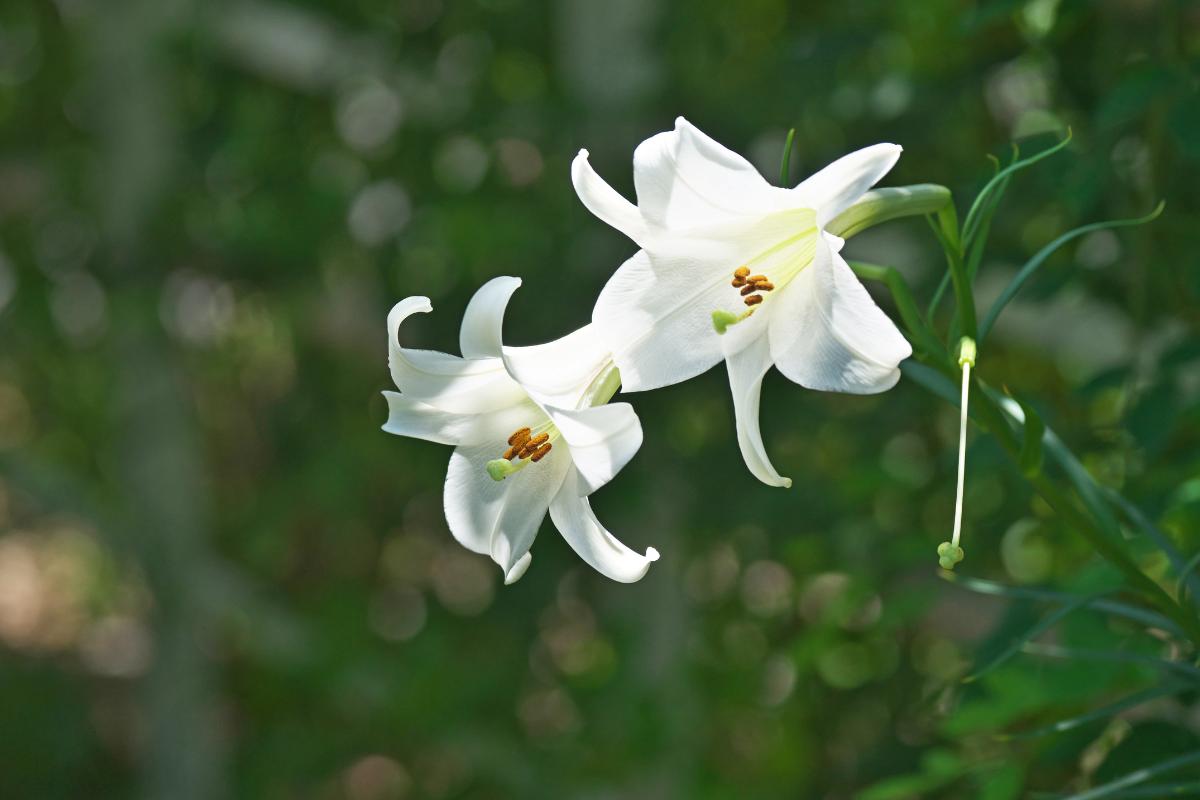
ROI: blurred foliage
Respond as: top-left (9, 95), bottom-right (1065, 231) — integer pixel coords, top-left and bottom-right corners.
top-left (1, 0), bottom-right (1199, 798)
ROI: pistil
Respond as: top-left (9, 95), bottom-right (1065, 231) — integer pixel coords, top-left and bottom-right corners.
top-left (938, 338), bottom-right (976, 570)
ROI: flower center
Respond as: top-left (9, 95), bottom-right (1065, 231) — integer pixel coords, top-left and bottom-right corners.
top-left (710, 220), bottom-right (818, 335)
top-left (486, 423), bottom-right (558, 481)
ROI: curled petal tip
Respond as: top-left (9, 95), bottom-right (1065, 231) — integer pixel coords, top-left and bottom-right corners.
top-left (389, 295), bottom-right (432, 317)
top-left (781, 477), bottom-right (793, 489)
top-left (646, 547), bottom-right (660, 562)
top-left (504, 552), bottom-right (532, 585)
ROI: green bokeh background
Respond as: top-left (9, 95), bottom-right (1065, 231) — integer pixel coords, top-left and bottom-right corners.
top-left (2, 0), bottom-right (1199, 797)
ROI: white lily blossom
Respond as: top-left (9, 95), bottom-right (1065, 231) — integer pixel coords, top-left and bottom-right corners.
top-left (382, 276), bottom-right (659, 584)
top-left (572, 117), bottom-right (913, 488)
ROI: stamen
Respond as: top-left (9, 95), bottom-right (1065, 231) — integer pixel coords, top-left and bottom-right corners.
top-left (734, 266), bottom-right (750, 278)
top-left (747, 274), bottom-right (767, 283)
top-left (488, 424), bottom-right (558, 480)
top-left (739, 284), bottom-right (757, 297)
top-left (756, 281), bottom-right (774, 291)
top-left (731, 276), bottom-right (746, 288)
top-left (744, 294), bottom-right (763, 306)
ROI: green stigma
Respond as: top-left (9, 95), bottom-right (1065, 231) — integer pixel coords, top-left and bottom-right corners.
top-left (487, 458), bottom-right (528, 481)
top-left (712, 309), bottom-right (754, 334)
top-left (937, 541), bottom-right (965, 570)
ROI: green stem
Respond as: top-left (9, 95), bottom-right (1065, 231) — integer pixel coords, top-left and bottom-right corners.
top-left (938, 203), bottom-right (978, 340)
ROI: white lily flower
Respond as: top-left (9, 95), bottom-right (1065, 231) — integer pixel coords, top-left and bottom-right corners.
top-left (572, 117), bottom-right (913, 488)
top-left (381, 276), bottom-right (659, 585)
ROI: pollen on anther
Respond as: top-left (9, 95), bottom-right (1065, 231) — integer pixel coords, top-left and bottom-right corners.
top-left (507, 427), bottom-right (532, 447)
top-left (747, 274), bottom-right (767, 283)
top-left (756, 281), bottom-right (775, 291)
top-left (734, 266), bottom-right (750, 278)
top-left (731, 276), bottom-right (746, 287)
top-left (502, 446), bottom-right (518, 460)
top-left (518, 432), bottom-right (550, 458)
top-left (740, 284), bottom-right (757, 296)
top-left (744, 294), bottom-right (763, 306)
top-left (530, 443), bottom-right (553, 462)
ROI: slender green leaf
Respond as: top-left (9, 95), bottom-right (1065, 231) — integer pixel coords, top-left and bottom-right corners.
top-left (1105, 781), bottom-right (1200, 798)
top-left (1177, 550), bottom-right (1200, 604)
top-left (1016, 396), bottom-right (1045, 477)
top-left (940, 573), bottom-right (1183, 635)
top-left (993, 390), bottom-right (1200, 607)
top-left (900, 361), bottom-right (963, 407)
top-left (1002, 683), bottom-right (1186, 740)
top-left (1062, 751), bottom-right (1200, 800)
top-left (990, 391), bottom-right (1123, 537)
top-left (979, 202), bottom-right (1165, 340)
top-left (965, 173), bottom-right (1011, 281)
top-left (779, 127), bottom-right (795, 186)
top-left (962, 130), bottom-right (1073, 246)
top-left (1104, 488), bottom-right (1200, 610)
top-left (929, 270), bottom-right (952, 318)
top-left (1021, 642), bottom-right (1200, 683)
top-left (963, 591), bottom-right (1105, 683)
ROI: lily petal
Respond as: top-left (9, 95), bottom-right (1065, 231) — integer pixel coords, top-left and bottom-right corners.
top-left (505, 325), bottom-right (614, 410)
top-left (633, 117), bottom-right (788, 229)
top-left (725, 336), bottom-right (792, 488)
top-left (457, 275), bottom-right (614, 410)
top-left (571, 149), bottom-right (651, 247)
top-left (793, 143), bottom-right (903, 226)
top-left (591, 248), bottom-right (730, 391)
top-left (545, 402), bottom-right (642, 495)
top-left (381, 391), bottom-right (481, 446)
top-left (768, 234), bottom-right (912, 393)
top-left (504, 552), bottom-right (532, 585)
top-left (460, 275), bottom-right (522, 359)
top-left (549, 466), bottom-right (659, 583)
top-left (388, 296), bottom-right (524, 414)
top-left (443, 417), bottom-right (570, 579)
